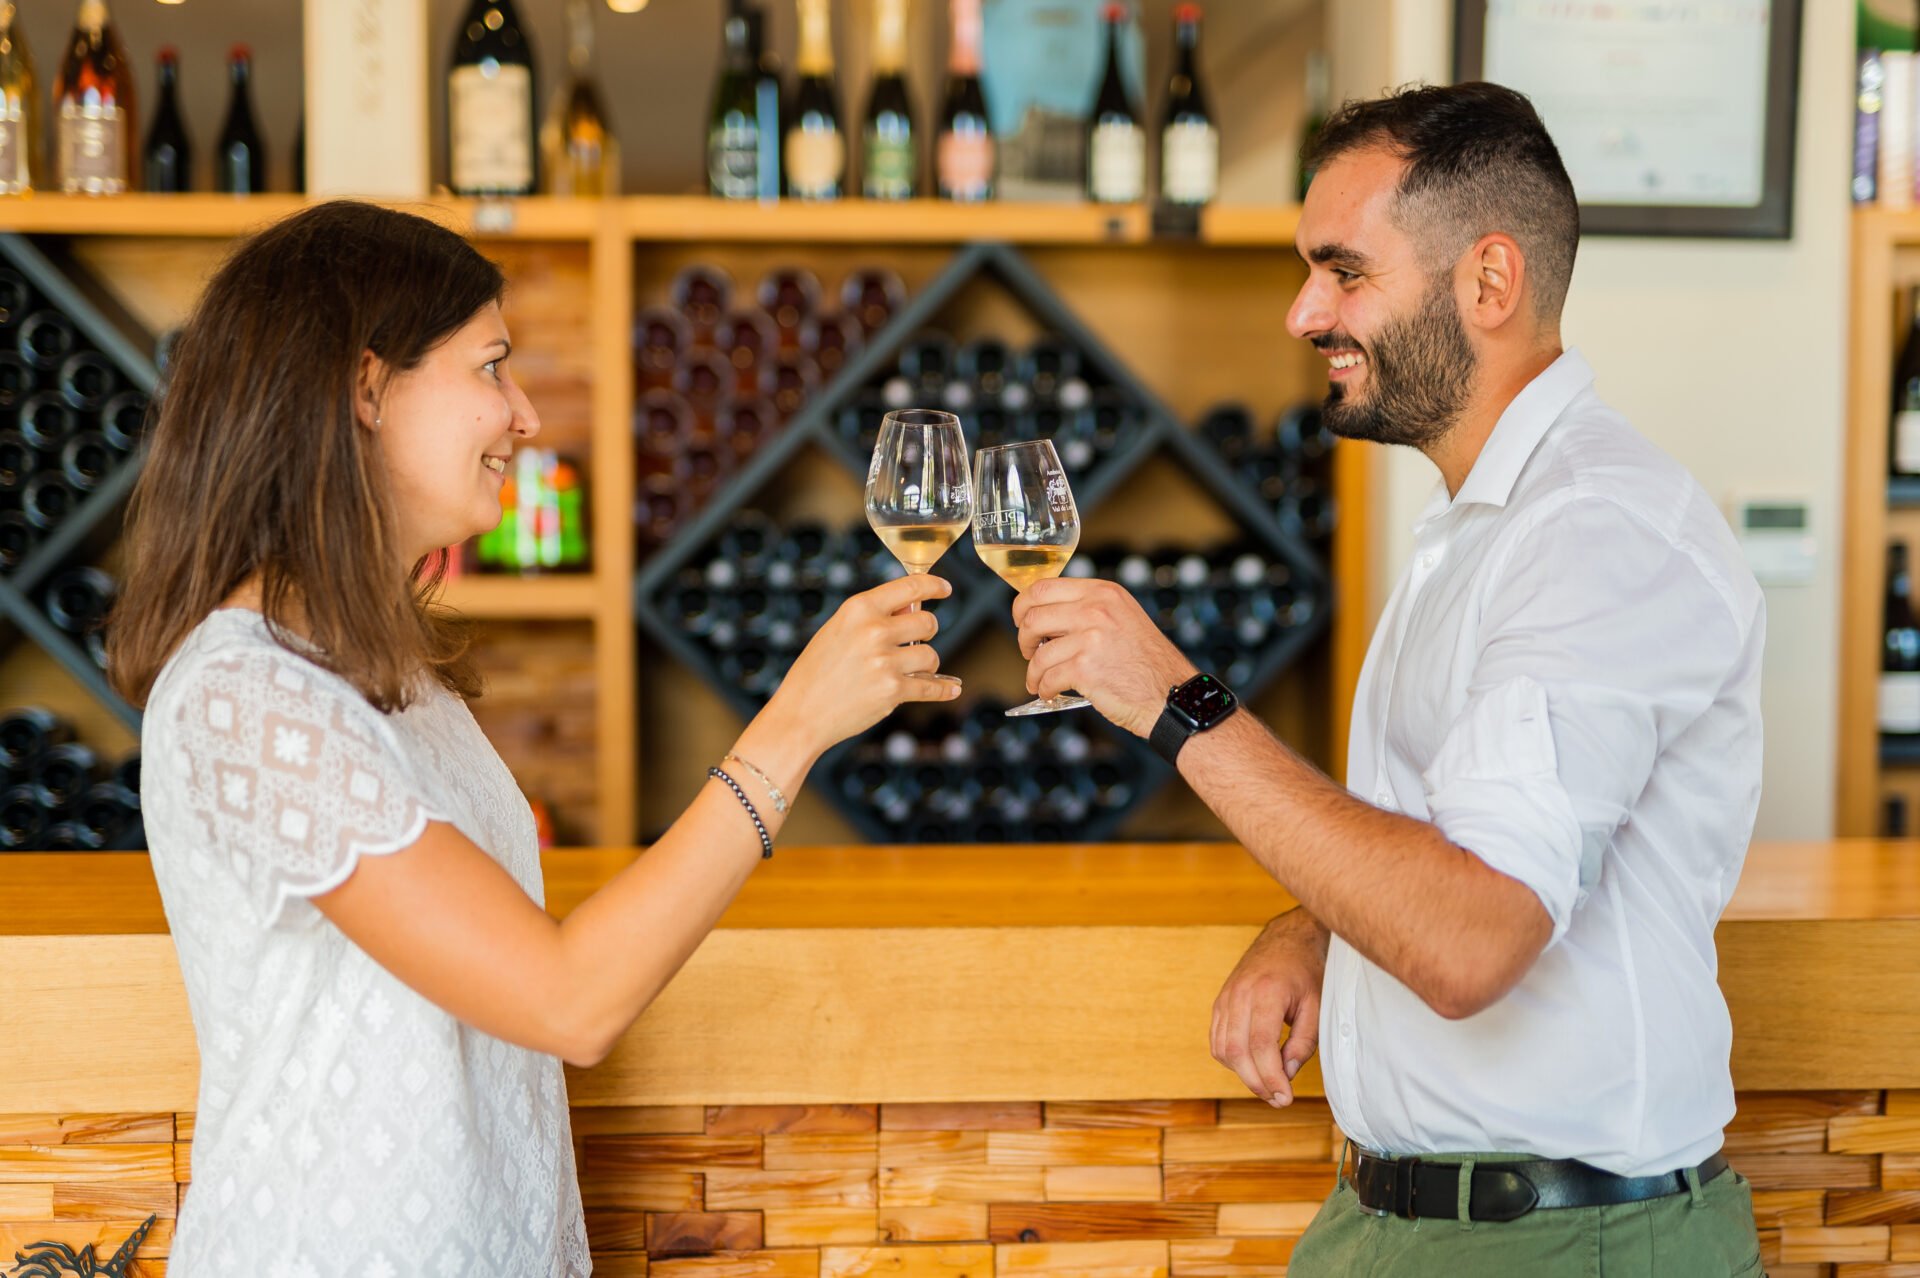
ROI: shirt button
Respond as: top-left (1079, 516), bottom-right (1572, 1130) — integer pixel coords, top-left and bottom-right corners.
top-left (1374, 790), bottom-right (1393, 807)
top-left (1419, 553), bottom-right (1436, 570)
top-left (1340, 1023), bottom-right (1354, 1040)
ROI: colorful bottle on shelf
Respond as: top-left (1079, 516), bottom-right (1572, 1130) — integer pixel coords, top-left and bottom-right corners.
top-left (54, 0), bottom-right (134, 195)
top-left (215, 45), bottom-right (266, 194)
top-left (448, 0), bottom-right (537, 197)
top-left (0, 4), bottom-right (43, 194)
top-left (1160, 4), bottom-right (1216, 207)
top-left (708, 2), bottom-right (760, 199)
top-left (1894, 286), bottom-right (1920, 478)
top-left (861, 0), bottom-right (915, 200)
top-left (1886, 541), bottom-right (1920, 736)
top-left (143, 47), bottom-right (191, 193)
top-left (937, 0), bottom-right (993, 202)
top-left (1086, 3), bottom-right (1143, 205)
top-left (784, 0), bottom-right (844, 200)
top-left (543, 0), bottom-right (617, 196)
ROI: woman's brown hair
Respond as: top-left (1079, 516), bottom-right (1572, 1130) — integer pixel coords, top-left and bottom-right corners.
top-left (108, 200), bottom-right (505, 711)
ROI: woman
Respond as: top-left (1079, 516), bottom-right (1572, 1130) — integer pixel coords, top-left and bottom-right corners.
top-left (108, 201), bottom-right (957, 1275)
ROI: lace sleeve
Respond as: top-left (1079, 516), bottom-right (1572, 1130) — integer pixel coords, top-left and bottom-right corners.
top-left (164, 643), bottom-right (446, 928)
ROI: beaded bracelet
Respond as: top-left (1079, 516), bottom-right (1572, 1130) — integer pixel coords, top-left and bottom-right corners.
top-left (709, 766), bottom-right (774, 859)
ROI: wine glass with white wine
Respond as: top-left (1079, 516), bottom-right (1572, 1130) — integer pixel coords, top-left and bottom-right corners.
top-left (866, 409), bottom-right (972, 686)
top-left (971, 439), bottom-right (1090, 716)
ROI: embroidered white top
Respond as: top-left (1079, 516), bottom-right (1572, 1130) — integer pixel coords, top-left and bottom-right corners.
top-left (1321, 349), bottom-right (1766, 1177)
top-left (143, 608), bottom-right (589, 1276)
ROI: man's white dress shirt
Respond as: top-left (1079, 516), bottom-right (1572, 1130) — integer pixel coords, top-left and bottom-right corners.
top-left (1322, 348), bottom-right (1765, 1177)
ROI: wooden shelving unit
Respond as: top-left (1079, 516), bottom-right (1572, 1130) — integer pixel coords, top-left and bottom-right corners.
top-left (0, 193), bottom-right (1364, 846)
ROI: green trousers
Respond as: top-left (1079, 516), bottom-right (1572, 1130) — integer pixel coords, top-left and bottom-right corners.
top-left (1287, 1151), bottom-right (1766, 1278)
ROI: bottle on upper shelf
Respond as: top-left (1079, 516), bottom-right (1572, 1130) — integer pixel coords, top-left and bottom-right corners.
top-left (0, 3), bottom-right (43, 194)
top-left (1297, 51), bottom-right (1330, 202)
top-left (1885, 541), bottom-right (1920, 736)
top-left (448, 0), bottom-right (537, 198)
top-left (861, 0), bottom-right (915, 200)
top-left (55, 0), bottom-right (134, 196)
top-left (1086, 3), bottom-right (1143, 205)
top-left (143, 46), bottom-right (191, 193)
top-left (215, 45), bottom-right (266, 195)
top-left (708, 0), bottom-right (762, 200)
top-left (543, 0), bottom-right (618, 196)
top-left (1894, 286), bottom-right (1920, 479)
top-left (1159, 3), bottom-right (1216, 208)
top-left (937, 0), bottom-right (993, 202)
top-left (784, 0), bottom-right (844, 200)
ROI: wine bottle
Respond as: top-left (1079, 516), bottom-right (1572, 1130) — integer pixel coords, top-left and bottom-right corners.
top-left (98, 389), bottom-right (146, 451)
top-left (31, 740), bottom-right (98, 811)
top-left (18, 310), bottom-right (76, 371)
top-left (748, 5), bottom-right (783, 202)
top-left (1086, 4), bottom-right (1143, 205)
top-left (59, 430), bottom-right (112, 491)
top-left (1895, 288), bottom-right (1920, 478)
top-left (937, 0), bottom-right (994, 202)
top-left (143, 46), bottom-right (191, 192)
top-left (448, 0), bottom-right (537, 198)
top-left (45, 566), bottom-right (115, 636)
top-left (757, 266), bottom-right (822, 341)
top-left (0, 707), bottom-right (70, 772)
top-left (708, 3), bottom-right (760, 200)
top-left (213, 45), bottom-right (265, 195)
top-left (290, 114), bottom-right (305, 193)
top-left (19, 392), bottom-right (77, 452)
top-left (21, 471), bottom-right (74, 530)
top-left (862, 0), bottom-right (915, 200)
top-left (1297, 50), bottom-right (1330, 201)
top-left (841, 266), bottom-right (907, 334)
top-left (543, 0), bottom-right (618, 196)
top-left (0, 510), bottom-right (33, 573)
top-left (0, 4), bottom-right (43, 194)
top-left (57, 350), bottom-right (113, 410)
top-left (784, 0), bottom-right (844, 201)
top-left (0, 427), bottom-right (33, 498)
top-left (1160, 4), bottom-right (1217, 207)
top-left (0, 268), bottom-right (27, 331)
top-left (0, 783), bottom-right (45, 849)
top-left (1886, 542), bottom-right (1920, 735)
top-left (76, 779), bottom-right (134, 842)
top-left (672, 263), bottom-right (732, 335)
top-left (54, 0), bottom-right (134, 195)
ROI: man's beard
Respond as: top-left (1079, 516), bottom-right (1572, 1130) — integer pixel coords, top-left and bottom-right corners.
top-left (1319, 275), bottom-right (1478, 449)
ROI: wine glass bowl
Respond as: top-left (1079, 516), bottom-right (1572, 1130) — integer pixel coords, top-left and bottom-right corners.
top-left (866, 408), bottom-right (972, 685)
top-left (971, 439), bottom-right (1090, 717)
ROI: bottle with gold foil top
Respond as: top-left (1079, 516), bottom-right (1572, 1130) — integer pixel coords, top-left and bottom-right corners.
top-left (784, 0), bottom-right (844, 200)
top-left (543, 0), bottom-right (618, 196)
top-left (937, 0), bottom-right (993, 201)
top-left (55, 0), bottom-right (134, 195)
top-left (861, 0), bottom-right (914, 200)
top-left (0, 5), bottom-right (41, 194)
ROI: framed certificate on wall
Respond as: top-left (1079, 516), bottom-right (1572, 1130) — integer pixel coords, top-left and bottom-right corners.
top-left (1454, 0), bottom-right (1803, 239)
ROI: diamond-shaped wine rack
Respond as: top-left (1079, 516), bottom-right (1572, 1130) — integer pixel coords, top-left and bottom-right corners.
top-left (634, 241), bottom-right (1332, 841)
top-left (0, 233), bottom-right (157, 734)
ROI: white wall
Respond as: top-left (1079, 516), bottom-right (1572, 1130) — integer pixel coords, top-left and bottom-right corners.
top-left (1329, 0), bottom-right (1852, 839)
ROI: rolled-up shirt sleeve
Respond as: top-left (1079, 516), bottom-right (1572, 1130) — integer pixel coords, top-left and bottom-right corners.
top-left (1418, 495), bottom-right (1745, 945)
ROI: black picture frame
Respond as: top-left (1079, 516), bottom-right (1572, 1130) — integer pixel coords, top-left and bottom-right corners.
top-left (1454, 0), bottom-right (1803, 239)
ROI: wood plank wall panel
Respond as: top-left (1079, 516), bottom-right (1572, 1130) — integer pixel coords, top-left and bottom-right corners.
top-left (8, 1092), bottom-right (1919, 1274)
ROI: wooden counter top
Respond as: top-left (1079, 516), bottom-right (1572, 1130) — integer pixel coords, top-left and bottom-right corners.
top-left (5, 840), bottom-right (1918, 936)
top-left (3, 841), bottom-right (1918, 1112)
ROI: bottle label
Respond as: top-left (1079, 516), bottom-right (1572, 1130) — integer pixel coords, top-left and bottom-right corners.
top-left (865, 133), bottom-right (915, 199)
top-left (709, 122), bottom-right (759, 199)
top-left (450, 63), bottom-right (534, 193)
top-left (938, 130), bottom-right (994, 200)
top-left (1897, 410), bottom-right (1920, 475)
top-left (1162, 120), bottom-right (1219, 204)
top-left (786, 128), bottom-right (844, 199)
top-left (57, 103), bottom-right (126, 194)
top-left (1883, 671), bottom-right (1920, 733)
top-left (0, 111), bottom-right (23, 194)
top-left (1090, 121), bottom-right (1145, 202)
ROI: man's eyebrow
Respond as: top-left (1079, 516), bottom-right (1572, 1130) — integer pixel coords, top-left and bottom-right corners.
top-left (1302, 242), bottom-right (1373, 271)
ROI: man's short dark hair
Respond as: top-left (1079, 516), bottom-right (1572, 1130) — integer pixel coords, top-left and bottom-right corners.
top-left (1307, 81), bottom-right (1580, 321)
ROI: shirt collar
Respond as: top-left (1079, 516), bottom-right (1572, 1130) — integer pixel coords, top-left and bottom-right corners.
top-left (1423, 348), bottom-right (1595, 525)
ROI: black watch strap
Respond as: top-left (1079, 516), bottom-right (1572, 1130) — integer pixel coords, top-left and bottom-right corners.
top-left (1150, 707), bottom-right (1194, 766)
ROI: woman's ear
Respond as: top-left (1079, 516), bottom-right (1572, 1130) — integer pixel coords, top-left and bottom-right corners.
top-left (356, 349), bottom-right (385, 431)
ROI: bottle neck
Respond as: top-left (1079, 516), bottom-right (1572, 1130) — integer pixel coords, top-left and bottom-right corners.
top-left (796, 0), bottom-right (833, 77)
top-left (567, 0), bottom-right (595, 75)
top-left (1306, 52), bottom-right (1330, 113)
top-left (76, 0), bottom-right (107, 33)
top-left (723, 15), bottom-right (752, 70)
top-left (1173, 23), bottom-right (1199, 78)
top-left (874, 0), bottom-right (908, 75)
top-left (230, 58), bottom-right (251, 90)
top-left (949, 0), bottom-right (981, 75)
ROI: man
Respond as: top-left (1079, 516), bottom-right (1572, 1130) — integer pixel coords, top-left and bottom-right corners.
top-left (1013, 82), bottom-right (1766, 1275)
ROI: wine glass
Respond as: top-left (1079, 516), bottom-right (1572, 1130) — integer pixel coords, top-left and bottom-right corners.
top-left (971, 439), bottom-right (1089, 716)
top-left (866, 408), bottom-right (972, 685)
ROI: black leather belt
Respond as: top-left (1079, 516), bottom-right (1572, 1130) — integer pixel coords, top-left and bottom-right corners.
top-left (1350, 1147), bottom-right (1731, 1223)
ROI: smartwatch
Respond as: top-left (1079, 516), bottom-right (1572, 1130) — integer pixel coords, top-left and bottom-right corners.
top-left (1150, 673), bottom-right (1239, 766)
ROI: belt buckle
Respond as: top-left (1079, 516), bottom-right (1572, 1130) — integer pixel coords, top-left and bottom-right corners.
top-left (1351, 1146), bottom-right (1390, 1217)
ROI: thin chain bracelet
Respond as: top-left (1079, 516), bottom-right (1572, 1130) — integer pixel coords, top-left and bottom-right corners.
top-left (709, 767), bottom-right (774, 859)
top-left (723, 751), bottom-right (790, 815)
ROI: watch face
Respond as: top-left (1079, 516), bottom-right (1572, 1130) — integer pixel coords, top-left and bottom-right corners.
top-left (1171, 673), bottom-right (1237, 727)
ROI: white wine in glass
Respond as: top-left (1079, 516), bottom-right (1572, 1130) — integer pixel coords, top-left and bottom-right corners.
top-left (867, 408), bottom-right (972, 684)
top-left (972, 439), bottom-right (1089, 716)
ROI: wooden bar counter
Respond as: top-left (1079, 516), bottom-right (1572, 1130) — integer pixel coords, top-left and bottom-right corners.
top-left (2, 842), bottom-right (1918, 1276)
